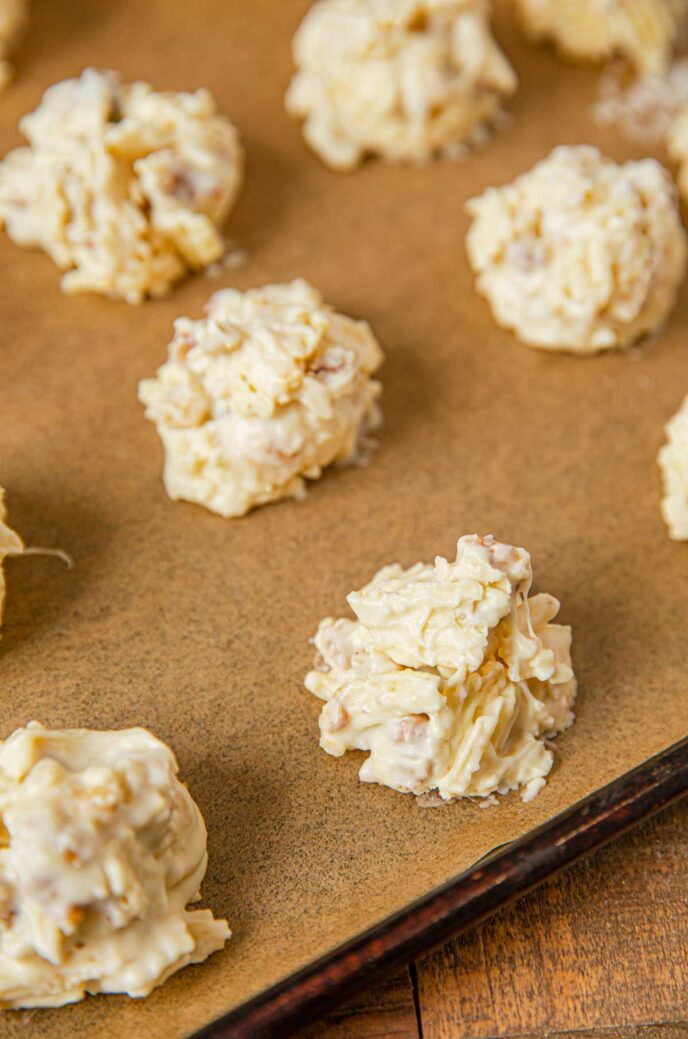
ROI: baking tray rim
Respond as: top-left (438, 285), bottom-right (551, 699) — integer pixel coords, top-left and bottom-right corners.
top-left (192, 735), bottom-right (688, 1039)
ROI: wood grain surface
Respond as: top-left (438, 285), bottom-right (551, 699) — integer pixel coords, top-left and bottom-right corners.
top-left (300, 798), bottom-right (688, 1039)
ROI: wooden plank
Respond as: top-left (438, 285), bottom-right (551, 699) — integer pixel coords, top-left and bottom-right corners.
top-left (504, 1029), bottom-right (688, 1039)
top-left (300, 800), bottom-right (687, 1039)
top-left (416, 799), bottom-right (688, 1039)
top-left (298, 967), bottom-right (419, 1039)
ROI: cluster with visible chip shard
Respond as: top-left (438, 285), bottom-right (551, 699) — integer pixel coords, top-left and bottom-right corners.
top-left (306, 535), bottom-right (577, 803)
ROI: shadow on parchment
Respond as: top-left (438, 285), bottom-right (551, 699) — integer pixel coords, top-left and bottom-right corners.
top-left (180, 755), bottom-right (288, 943)
top-left (225, 133), bottom-right (300, 258)
top-left (1, 490), bottom-right (114, 656)
top-left (384, 342), bottom-right (457, 438)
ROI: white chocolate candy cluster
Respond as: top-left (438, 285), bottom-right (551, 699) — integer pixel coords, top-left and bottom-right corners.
top-left (285, 0), bottom-right (516, 169)
top-left (0, 722), bottom-right (229, 1008)
top-left (667, 102), bottom-right (688, 202)
top-left (514, 0), bottom-right (688, 76)
top-left (658, 394), bottom-right (688, 539)
top-left (0, 490), bottom-right (22, 635)
top-left (139, 280), bottom-right (383, 518)
top-left (0, 68), bottom-right (243, 303)
top-left (0, 0), bottom-right (26, 90)
top-left (465, 145), bottom-right (687, 353)
top-left (306, 535), bottom-right (576, 803)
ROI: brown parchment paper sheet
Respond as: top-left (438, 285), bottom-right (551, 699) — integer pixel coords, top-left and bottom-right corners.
top-left (0, 1), bottom-right (687, 1035)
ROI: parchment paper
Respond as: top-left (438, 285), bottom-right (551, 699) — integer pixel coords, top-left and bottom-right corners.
top-left (0, 1), bottom-right (686, 1036)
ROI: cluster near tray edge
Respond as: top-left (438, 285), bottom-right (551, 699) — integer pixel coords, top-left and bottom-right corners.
top-left (0, 0), bottom-right (686, 1014)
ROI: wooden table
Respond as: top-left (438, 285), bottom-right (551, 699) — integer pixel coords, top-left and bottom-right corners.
top-left (298, 798), bottom-right (688, 1039)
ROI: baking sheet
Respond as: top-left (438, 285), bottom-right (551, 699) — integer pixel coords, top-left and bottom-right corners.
top-left (1, 1), bottom-right (687, 1036)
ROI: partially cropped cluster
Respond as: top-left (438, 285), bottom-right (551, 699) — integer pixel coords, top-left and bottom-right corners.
top-left (658, 395), bottom-right (688, 540)
top-left (0, 722), bottom-right (230, 1008)
top-left (139, 280), bottom-right (384, 518)
top-left (306, 535), bottom-right (577, 803)
top-left (667, 103), bottom-right (688, 201)
top-left (0, 490), bottom-right (22, 634)
top-left (285, 0), bottom-right (516, 169)
top-left (0, 68), bottom-right (243, 303)
top-left (515, 0), bottom-right (688, 76)
top-left (465, 145), bottom-right (687, 353)
top-left (0, 0), bottom-right (26, 90)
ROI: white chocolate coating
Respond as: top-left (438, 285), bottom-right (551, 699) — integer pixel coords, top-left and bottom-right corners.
top-left (0, 490), bottom-right (22, 634)
top-left (515, 0), bottom-right (688, 76)
top-left (306, 535), bottom-right (576, 802)
top-left (0, 68), bottom-right (243, 303)
top-left (658, 394), bottom-right (688, 539)
top-left (285, 0), bottom-right (516, 169)
top-left (465, 145), bottom-right (687, 353)
top-left (139, 279), bottom-right (384, 518)
top-left (0, 722), bottom-right (230, 1008)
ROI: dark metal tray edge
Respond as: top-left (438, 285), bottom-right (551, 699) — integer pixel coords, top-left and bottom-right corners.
top-left (194, 736), bottom-right (688, 1039)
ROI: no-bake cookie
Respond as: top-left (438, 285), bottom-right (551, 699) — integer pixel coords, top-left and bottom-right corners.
top-left (515, 0), bottom-right (688, 76)
top-left (286, 0), bottom-right (516, 169)
top-left (465, 145), bottom-right (687, 353)
top-left (139, 280), bottom-right (383, 517)
top-left (0, 721), bottom-right (229, 1008)
top-left (306, 535), bottom-right (576, 803)
top-left (0, 68), bottom-right (243, 303)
